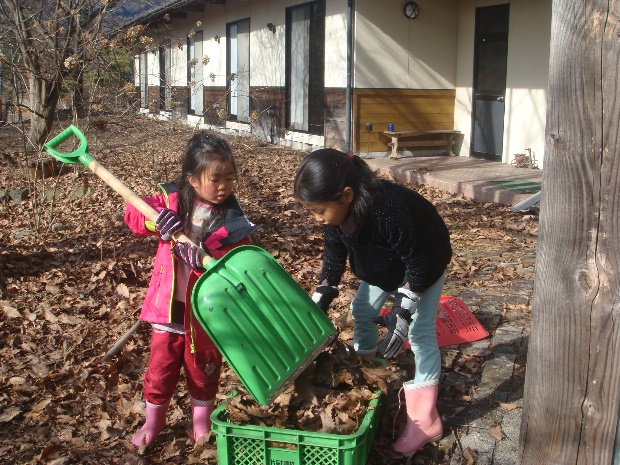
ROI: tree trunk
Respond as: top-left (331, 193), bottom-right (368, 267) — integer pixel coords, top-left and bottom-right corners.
top-left (518, 1), bottom-right (620, 463)
top-left (28, 75), bottom-right (60, 149)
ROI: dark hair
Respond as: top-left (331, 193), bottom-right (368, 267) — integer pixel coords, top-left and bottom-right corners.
top-left (293, 149), bottom-right (379, 232)
top-left (176, 131), bottom-right (237, 229)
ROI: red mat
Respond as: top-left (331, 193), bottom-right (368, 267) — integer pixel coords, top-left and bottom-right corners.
top-left (380, 296), bottom-right (489, 348)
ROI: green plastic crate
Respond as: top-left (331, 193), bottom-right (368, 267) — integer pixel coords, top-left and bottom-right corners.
top-left (211, 393), bottom-right (383, 465)
top-left (191, 245), bottom-right (336, 405)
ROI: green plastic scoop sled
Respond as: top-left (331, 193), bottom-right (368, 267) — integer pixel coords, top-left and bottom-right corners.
top-left (192, 245), bottom-right (336, 405)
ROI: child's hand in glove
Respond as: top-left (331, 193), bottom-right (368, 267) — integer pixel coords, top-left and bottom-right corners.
top-left (372, 289), bottom-right (419, 358)
top-left (156, 208), bottom-right (183, 241)
top-left (172, 242), bottom-right (203, 269)
top-left (311, 285), bottom-right (339, 313)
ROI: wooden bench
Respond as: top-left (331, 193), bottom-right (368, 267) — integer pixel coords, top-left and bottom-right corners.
top-left (381, 130), bottom-right (461, 159)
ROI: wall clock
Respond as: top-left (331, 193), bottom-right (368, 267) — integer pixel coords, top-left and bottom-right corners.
top-left (404, 2), bottom-right (419, 19)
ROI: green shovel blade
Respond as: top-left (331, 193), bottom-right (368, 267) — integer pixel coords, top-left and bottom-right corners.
top-left (191, 245), bottom-right (336, 405)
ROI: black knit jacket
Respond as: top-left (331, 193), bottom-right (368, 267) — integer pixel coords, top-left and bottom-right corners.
top-left (319, 180), bottom-right (452, 293)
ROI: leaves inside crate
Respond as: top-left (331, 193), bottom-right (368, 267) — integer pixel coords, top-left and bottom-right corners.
top-left (224, 340), bottom-right (397, 434)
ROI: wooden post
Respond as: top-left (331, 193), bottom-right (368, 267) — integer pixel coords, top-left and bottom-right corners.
top-left (390, 134), bottom-right (399, 158)
top-left (518, 1), bottom-right (620, 463)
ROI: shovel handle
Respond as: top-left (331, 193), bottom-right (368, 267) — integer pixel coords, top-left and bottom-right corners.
top-left (45, 125), bottom-right (212, 268)
top-left (88, 160), bottom-right (212, 267)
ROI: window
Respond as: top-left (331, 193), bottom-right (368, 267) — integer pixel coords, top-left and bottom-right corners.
top-left (227, 19), bottom-right (250, 122)
top-left (285, 0), bottom-right (325, 135)
top-left (187, 31), bottom-right (204, 115)
top-left (139, 52), bottom-right (147, 108)
top-left (159, 43), bottom-right (172, 110)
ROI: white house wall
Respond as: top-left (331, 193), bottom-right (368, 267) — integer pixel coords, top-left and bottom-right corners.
top-left (454, 0), bottom-right (551, 167)
top-left (145, 0), bottom-right (346, 91)
top-left (324, 2), bottom-right (348, 87)
top-left (171, 40), bottom-right (187, 86)
top-left (147, 49), bottom-right (159, 87)
top-left (353, 0), bottom-right (459, 89)
top-left (454, 2), bottom-right (475, 158)
top-left (504, 0), bottom-right (551, 169)
top-left (134, 0), bottom-right (551, 165)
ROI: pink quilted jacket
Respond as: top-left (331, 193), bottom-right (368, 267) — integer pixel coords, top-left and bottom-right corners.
top-left (124, 186), bottom-right (253, 325)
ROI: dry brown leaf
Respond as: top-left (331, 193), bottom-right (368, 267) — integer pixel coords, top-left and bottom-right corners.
top-left (0, 117), bottom-right (536, 464)
top-left (31, 398), bottom-right (52, 412)
top-left (116, 283), bottom-right (130, 298)
top-left (499, 402), bottom-right (519, 410)
top-left (464, 446), bottom-right (479, 464)
top-left (1, 301), bottom-right (20, 318)
top-left (490, 423), bottom-right (506, 440)
top-left (44, 308), bottom-right (59, 322)
top-left (58, 314), bottom-right (83, 325)
top-left (0, 407), bottom-right (21, 423)
top-left (37, 444), bottom-right (65, 461)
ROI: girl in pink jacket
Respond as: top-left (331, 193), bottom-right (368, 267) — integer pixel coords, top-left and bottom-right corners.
top-left (124, 131), bottom-right (255, 448)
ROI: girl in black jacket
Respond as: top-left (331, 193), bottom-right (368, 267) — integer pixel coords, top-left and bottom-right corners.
top-left (294, 149), bottom-right (452, 457)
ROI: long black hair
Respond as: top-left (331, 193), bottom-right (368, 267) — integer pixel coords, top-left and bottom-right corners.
top-left (293, 149), bottom-right (379, 232)
top-left (176, 131), bottom-right (237, 230)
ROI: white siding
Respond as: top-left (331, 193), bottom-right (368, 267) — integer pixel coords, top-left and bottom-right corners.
top-left (147, 49), bottom-right (159, 87)
top-left (134, 0), bottom-right (551, 165)
top-left (353, 0), bottom-right (459, 89)
top-left (324, 1), bottom-right (347, 88)
top-left (145, 0), bottom-right (337, 90)
top-left (503, 0), bottom-right (551, 168)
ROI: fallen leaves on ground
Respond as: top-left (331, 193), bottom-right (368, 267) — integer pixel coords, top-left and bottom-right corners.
top-left (0, 115), bottom-right (537, 464)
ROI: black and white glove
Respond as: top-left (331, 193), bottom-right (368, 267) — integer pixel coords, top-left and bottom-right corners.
top-left (172, 242), bottom-right (202, 269)
top-left (372, 288), bottom-right (420, 358)
top-left (156, 208), bottom-right (183, 241)
top-left (311, 285), bottom-right (339, 313)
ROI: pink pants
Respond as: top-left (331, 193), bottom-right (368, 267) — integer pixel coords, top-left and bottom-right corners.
top-left (143, 327), bottom-right (222, 405)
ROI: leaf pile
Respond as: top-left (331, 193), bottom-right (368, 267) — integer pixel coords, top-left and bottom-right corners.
top-left (0, 115), bottom-right (537, 464)
top-left (223, 340), bottom-right (395, 435)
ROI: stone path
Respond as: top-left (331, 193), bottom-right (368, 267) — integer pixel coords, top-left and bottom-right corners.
top-left (441, 262), bottom-right (533, 464)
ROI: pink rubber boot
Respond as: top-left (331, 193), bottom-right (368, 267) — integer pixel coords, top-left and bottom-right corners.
top-left (191, 397), bottom-right (215, 441)
top-left (393, 380), bottom-right (443, 456)
top-left (131, 400), bottom-right (170, 448)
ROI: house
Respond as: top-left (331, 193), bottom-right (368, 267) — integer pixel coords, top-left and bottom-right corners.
top-left (131, 0), bottom-right (551, 168)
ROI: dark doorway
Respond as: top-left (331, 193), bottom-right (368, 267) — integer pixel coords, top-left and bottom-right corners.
top-left (471, 4), bottom-right (509, 161)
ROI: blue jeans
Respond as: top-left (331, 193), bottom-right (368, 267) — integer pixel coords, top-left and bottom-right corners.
top-left (350, 282), bottom-right (390, 355)
top-left (408, 274), bottom-right (445, 383)
top-left (350, 273), bottom-right (445, 383)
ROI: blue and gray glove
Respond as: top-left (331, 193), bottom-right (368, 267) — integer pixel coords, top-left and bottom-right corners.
top-left (155, 208), bottom-right (183, 241)
top-left (312, 285), bottom-right (339, 313)
top-left (172, 242), bottom-right (203, 269)
top-left (372, 288), bottom-right (420, 358)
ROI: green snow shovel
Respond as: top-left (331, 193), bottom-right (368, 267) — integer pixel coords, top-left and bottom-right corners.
top-left (191, 244), bottom-right (336, 405)
top-left (44, 125), bottom-right (336, 403)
